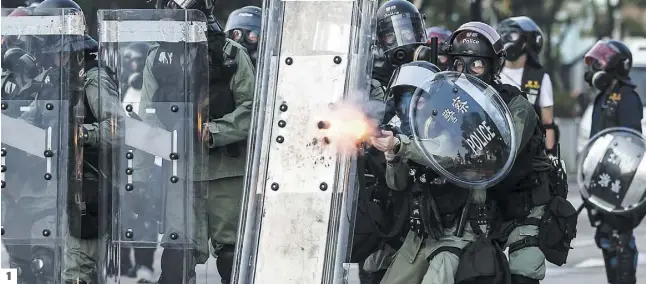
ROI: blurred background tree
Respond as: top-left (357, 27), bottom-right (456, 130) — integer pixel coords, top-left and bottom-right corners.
top-left (3, 0), bottom-right (645, 117)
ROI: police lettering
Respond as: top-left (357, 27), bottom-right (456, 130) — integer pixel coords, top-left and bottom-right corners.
top-left (462, 38), bottom-right (479, 44)
top-left (465, 121), bottom-right (496, 153)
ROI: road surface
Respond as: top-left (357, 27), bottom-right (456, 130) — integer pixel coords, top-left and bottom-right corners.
top-left (2, 178), bottom-right (646, 283)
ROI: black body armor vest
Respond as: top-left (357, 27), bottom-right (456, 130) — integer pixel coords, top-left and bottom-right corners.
top-left (520, 64), bottom-right (545, 117)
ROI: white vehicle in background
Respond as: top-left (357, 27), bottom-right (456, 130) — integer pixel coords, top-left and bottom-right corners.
top-left (576, 38), bottom-right (646, 153)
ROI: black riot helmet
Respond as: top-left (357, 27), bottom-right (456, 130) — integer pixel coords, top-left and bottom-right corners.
top-left (445, 22), bottom-right (505, 85)
top-left (376, 0), bottom-right (426, 66)
top-left (583, 40), bottom-right (634, 90)
top-left (497, 16), bottom-right (544, 66)
top-left (31, 0), bottom-right (98, 54)
top-left (425, 26), bottom-right (452, 70)
top-left (123, 42), bottom-right (150, 73)
top-left (225, 6), bottom-right (261, 64)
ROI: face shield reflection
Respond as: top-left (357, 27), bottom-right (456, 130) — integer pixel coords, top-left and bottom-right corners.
top-left (378, 14), bottom-right (425, 51)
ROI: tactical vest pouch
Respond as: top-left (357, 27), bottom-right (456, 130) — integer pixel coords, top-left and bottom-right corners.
top-left (455, 227), bottom-right (511, 284)
top-left (67, 175), bottom-right (99, 239)
top-left (536, 196), bottom-right (578, 266)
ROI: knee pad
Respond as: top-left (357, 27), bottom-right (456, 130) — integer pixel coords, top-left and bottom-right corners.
top-left (216, 245), bottom-right (235, 283)
top-left (510, 274), bottom-right (539, 284)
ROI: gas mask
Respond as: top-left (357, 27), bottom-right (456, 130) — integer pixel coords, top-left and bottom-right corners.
top-left (2, 48), bottom-right (40, 79)
top-left (585, 69), bottom-right (613, 91)
top-left (385, 44), bottom-right (419, 67)
top-left (395, 90), bottom-right (414, 135)
top-left (450, 56), bottom-right (493, 84)
top-left (503, 42), bottom-right (524, 61)
top-left (227, 28), bottom-right (259, 65)
top-left (499, 28), bottom-right (525, 61)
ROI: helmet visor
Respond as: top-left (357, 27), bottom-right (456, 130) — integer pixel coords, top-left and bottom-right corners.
top-left (584, 41), bottom-right (619, 70)
top-left (378, 14), bottom-right (425, 50)
top-left (497, 27), bottom-right (522, 44)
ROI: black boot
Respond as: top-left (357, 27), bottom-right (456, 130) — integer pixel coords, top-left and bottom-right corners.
top-left (216, 245), bottom-right (235, 284)
top-left (510, 274), bottom-right (539, 284)
top-left (157, 249), bottom-right (196, 284)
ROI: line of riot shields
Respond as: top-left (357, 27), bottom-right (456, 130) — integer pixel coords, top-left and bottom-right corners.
top-left (3, 1), bottom-right (646, 284)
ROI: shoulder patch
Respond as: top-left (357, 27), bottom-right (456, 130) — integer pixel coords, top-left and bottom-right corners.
top-left (609, 93), bottom-right (622, 102)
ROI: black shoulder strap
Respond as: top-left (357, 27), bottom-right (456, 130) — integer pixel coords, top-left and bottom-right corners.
top-left (427, 245), bottom-right (463, 261)
top-left (494, 82), bottom-right (525, 104)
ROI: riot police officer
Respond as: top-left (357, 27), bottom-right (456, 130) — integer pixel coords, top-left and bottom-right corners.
top-left (3, 0), bottom-right (124, 283)
top-left (375, 0), bottom-right (427, 132)
top-left (583, 39), bottom-right (643, 284)
top-left (224, 6), bottom-right (261, 66)
top-left (497, 16), bottom-right (558, 155)
top-left (352, 1), bottom-right (427, 282)
top-left (370, 22), bottom-right (570, 284)
top-left (140, 1), bottom-right (255, 283)
top-left (425, 26), bottom-right (452, 71)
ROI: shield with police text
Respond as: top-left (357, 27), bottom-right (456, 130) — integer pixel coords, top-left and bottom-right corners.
top-left (577, 127), bottom-right (646, 214)
top-left (1, 7), bottom-right (86, 283)
top-left (97, 9), bottom-right (211, 282)
top-left (408, 71), bottom-right (517, 190)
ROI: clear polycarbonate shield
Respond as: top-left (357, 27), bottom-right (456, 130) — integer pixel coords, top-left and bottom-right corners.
top-left (97, 9), bottom-right (209, 282)
top-left (577, 127), bottom-right (646, 214)
top-left (409, 71), bottom-right (517, 190)
top-left (232, 0), bottom-right (378, 283)
top-left (1, 8), bottom-right (85, 283)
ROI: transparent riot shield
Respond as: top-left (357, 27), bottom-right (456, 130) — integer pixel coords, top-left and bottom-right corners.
top-left (1, 7), bottom-right (86, 283)
top-left (408, 72), bottom-right (517, 190)
top-left (577, 127), bottom-right (646, 214)
top-left (232, 0), bottom-right (378, 283)
top-left (97, 9), bottom-right (210, 283)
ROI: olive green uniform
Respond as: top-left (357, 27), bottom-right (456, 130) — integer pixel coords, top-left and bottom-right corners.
top-left (62, 65), bottom-right (123, 283)
top-left (379, 94), bottom-right (544, 284)
top-left (138, 38), bottom-right (255, 265)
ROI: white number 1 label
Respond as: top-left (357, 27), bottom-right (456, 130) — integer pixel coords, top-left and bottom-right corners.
top-left (0, 269), bottom-right (17, 284)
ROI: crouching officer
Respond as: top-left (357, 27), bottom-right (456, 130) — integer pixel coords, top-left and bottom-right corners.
top-left (582, 39), bottom-right (643, 284)
top-left (371, 22), bottom-right (577, 284)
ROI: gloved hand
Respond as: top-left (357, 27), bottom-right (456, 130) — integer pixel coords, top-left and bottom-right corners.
top-left (80, 123), bottom-right (97, 145)
top-left (369, 130), bottom-right (397, 152)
